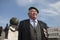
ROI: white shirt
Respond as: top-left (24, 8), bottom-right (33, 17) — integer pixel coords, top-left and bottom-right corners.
top-left (30, 19), bottom-right (38, 28)
top-left (4, 26), bottom-right (18, 40)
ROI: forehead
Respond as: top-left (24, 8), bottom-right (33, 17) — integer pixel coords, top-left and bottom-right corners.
top-left (29, 9), bottom-right (37, 12)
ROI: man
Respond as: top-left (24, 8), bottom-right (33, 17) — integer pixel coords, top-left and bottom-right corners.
top-left (4, 17), bottom-right (19, 40)
top-left (0, 26), bottom-right (5, 40)
top-left (18, 7), bottom-right (48, 40)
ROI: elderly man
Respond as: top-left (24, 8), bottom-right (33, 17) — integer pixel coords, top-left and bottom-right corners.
top-left (18, 7), bottom-right (48, 40)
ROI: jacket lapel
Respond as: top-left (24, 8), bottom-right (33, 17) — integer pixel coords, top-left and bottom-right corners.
top-left (24, 19), bottom-right (30, 32)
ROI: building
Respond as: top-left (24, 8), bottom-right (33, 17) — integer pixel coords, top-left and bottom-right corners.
top-left (47, 27), bottom-right (60, 40)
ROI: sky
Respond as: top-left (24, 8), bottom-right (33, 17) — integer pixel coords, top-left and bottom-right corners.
top-left (0, 0), bottom-right (60, 28)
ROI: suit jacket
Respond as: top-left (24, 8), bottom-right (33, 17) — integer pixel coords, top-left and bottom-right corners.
top-left (18, 19), bottom-right (48, 40)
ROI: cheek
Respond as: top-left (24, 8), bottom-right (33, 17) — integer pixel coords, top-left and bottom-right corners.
top-left (29, 13), bottom-right (32, 17)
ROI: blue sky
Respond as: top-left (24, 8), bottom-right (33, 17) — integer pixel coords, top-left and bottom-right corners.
top-left (0, 0), bottom-right (60, 28)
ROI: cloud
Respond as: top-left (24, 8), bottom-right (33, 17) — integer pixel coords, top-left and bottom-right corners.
top-left (16, 0), bottom-right (48, 7)
top-left (40, 1), bottom-right (60, 16)
top-left (16, 0), bottom-right (35, 6)
top-left (41, 9), bottom-right (58, 16)
top-left (50, 1), bottom-right (60, 13)
top-left (50, 1), bottom-right (60, 9)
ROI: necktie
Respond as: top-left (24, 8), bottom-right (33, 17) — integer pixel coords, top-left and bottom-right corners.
top-left (33, 20), bottom-right (36, 29)
top-left (33, 21), bottom-right (37, 33)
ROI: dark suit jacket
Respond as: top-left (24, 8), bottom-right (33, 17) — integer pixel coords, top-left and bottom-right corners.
top-left (18, 19), bottom-right (48, 40)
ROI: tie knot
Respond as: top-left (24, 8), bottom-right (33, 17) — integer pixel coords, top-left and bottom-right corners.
top-left (33, 20), bottom-right (36, 23)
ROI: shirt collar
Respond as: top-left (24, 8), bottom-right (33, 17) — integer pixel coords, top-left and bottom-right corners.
top-left (30, 18), bottom-right (38, 23)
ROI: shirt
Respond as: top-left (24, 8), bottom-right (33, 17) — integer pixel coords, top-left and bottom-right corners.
top-left (30, 19), bottom-right (38, 28)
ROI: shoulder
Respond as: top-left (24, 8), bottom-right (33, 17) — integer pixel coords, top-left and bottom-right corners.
top-left (38, 20), bottom-right (46, 25)
top-left (19, 19), bottom-right (29, 26)
top-left (20, 19), bottom-right (29, 23)
top-left (38, 20), bottom-right (48, 29)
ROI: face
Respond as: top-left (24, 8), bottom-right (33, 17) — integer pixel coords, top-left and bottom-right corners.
top-left (28, 9), bottom-right (38, 20)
